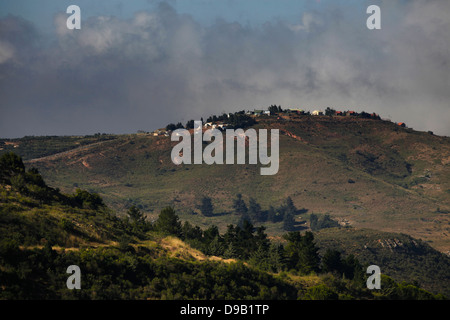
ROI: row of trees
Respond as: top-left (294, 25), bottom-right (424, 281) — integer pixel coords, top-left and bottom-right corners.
top-left (196, 194), bottom-right (305, 231)
top-left (149, 206), bottom-right (446, 299)
top-left (151, 205), bottom-right (365, 282)
top-left (128, 203), bottom-right (349, 278)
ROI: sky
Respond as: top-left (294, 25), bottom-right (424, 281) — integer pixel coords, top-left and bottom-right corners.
top-left (0, 0), bottom-right (449, 138)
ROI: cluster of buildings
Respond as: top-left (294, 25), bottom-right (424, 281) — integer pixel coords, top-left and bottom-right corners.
top-left (151, 129), bottom-right (170, 137)
top-left (247, 108), bottom-right (378, 118)
top-left (202, 122), bottom-right (230, 130)
top-left (147, 107), bottom-right (407, 137)
top-left (247, 110), bottom-right (272, 116)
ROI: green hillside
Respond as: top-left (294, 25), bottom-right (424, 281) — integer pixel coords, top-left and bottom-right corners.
top-left (315, 228), bottom-right (450, 297)
top-left (3, 113), bottom-right (448, 253)
top-left (1, 152), bottom-right (447, 299)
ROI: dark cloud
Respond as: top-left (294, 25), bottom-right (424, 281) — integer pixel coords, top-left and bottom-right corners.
top-left (0, 1), bottom-right (449, 137)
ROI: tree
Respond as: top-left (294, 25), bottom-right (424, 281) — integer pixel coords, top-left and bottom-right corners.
top-left (206, 236), bottom-right (224, 256)
top-left (166, 123), bottom-right (178, 131)
top-left (185, 120), bottom-right (195, 129)
top-left (267, 243), bottom-right (284, 273)
top-left (248, 245), bottom-right (268, 269)
top-left (155, 207), bottom-right (182, 237)
top-left (268, 105), bottom-right (281, 114)
top-left (283, 231), bottom-right (320, 274)
top-left (248, 197), bottom-right (266, 222)
top-left (203, 225), bottom-right (220, 243)
top-left (309, 213), bottom-right (319, 231)
top-left (325, 107), bottom-right (336, 116)
top-left (310, 213), bottom-right (339, 231)
top-left (320, 214), bottom-right (340, 229)
top-left (127, 205), bottom-right (146, 223)
top-left (267, 205), bottom-right (281, 223)
top-left (232, 194), bottom-right (248, 216)
top-left (255, 226), bottom-right (270, 249)
top-left (342, 254), bottom-right (364, 282)
top-left (321, 249), bottom-right (344, 275)
top-left (298, 232), bottom-right (320, 274)
top-left (282, 197), bottom-right (297, 231)
top-left (237, 213), bottom-right (253, 229)
top-left (284, 196), bottom-right (297, 216)
top-left (72, 189), bottom-right (104, 210)
top-left (283, 212), bottom-right (296, 231)
top-left (25, 168), bottom-right (46, 187)
top-left (223, 242), bottom-right (237, 259)
top-left (182, 221), bottom-right (203, 241)
top-left (0, 152), bottom-right (25, 183)
top-left (197, 196), bottom-right (214, 217)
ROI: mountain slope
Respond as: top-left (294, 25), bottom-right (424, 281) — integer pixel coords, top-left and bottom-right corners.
top-left (9, 115), bottom-right (449, 252)
top-left (315, 227), bottom-right (450, 297)
top-left (1, 153), bottom-right (447, 299)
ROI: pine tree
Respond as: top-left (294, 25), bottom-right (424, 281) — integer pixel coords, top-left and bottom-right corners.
top-left (248, 197), bottom-right (265, 222)
top-left (0, 152), bottom-right (25, 183)
top-left (321, 249), bottom-right (344, 275)
top-left (223, 242), bottom-right (237, 259)
top-left (232, 194), bottom-right (248, 215)
top-left (267, 205), bottom-right (279, 223)
top-left (284, 196), bottom-right (297, 216)
top-left (267, 243), bottom-right (283, 273)
top-left (155, 207), bottom-right (182, 237)
top-left (197, 196), bottom-right (214, 217)
top-left (283, 212), bottom-right (296, 231)
top-left (127, 205), bottom-right (146, 224)
top-left (207, 236), bottom-right (224, 256)
top-left (283, 231), bottom-right (320, 274)
top-left (249, 245), bottom-right (268, 270)
top-left (299, 232), bottom-right (320, 274)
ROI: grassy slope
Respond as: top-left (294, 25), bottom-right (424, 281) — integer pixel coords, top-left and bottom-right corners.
top-left (0, 187), bottom-right (340, 299)
top-left (0, 135), bottom-right (117, 161)
top-left (1, 176), bottom-right (448, 298)
top-left (10, 116), bottom-right (449, 253)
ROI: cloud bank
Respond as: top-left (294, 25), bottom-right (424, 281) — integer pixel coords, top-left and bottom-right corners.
top-left (0, 1), bottom-right (449, 137)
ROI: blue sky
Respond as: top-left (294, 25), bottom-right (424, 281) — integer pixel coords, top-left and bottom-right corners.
top-left (0, 0), bottom-right (367, 33)
top-left (0, 0), bottom-right (449, 138)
